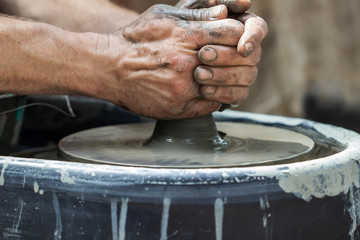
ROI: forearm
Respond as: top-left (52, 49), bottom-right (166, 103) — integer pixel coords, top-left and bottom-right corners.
top-left (0, 0), bottom-right (138, 33)
top-left (0, 17), bottom-right (115, 99)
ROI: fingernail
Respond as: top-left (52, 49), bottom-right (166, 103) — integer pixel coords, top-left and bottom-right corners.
top-left (210, 5), bottom-right (224, 19)
top-left (195, 67), bottom-right (213, 82)
top-left (203, 86), bottom-right (216, 95)
top-left (245, 42), bottom-right (254, 57)
top-left (199, 47), bottom-right (217, 63)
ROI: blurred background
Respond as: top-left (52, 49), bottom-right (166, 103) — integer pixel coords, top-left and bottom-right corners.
top-left (114, 0), bottom-right (360, 133)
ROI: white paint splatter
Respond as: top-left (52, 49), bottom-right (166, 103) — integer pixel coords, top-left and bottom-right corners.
top-left (39, 189), bottom-right (44, 195)
top-left (52, 192), bottom-right (62, 240)
top-left (22, 175), bottom-right (26, 188)
top-left (111, 198), bottom-right (118, 240)
top-left (33, 181), bottom-right (39, 193)
top-left (278, 157), bottom-right (360, 202)
top-left (160, 198), bottom-right (171, 240)
top-left (262, 215), bottom-right (268, 229)
top-left (259, 196), bottom-right (265, 210)
top-left (259, 195), bottom-right (270, 229)
top-left (222, 172), bottom-right (230, 179)
top-left (214, 198), bottom-right (224, 240)
top-left (348, 185), bottom-right (360, 240)
top-left (119, 198), bottom-right (129, 240)
top-left (0, 162), bottom-right (9, 186)
top-left (3, 200), bottom-right (25, 238)
top-left (83, 168), bottom-right (96, 177)
top-left (58, 169), bottom-right (75, 185)
top-left (13, 200), bottom-right (24, 233)
top-left (259, 195), bottom-right (272, 239)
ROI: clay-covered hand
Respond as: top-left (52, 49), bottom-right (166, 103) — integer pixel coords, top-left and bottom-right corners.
top-left (178, 1), bottom-right (268, 106)
top-left (178, 0), bottom-right (268, 56)
top-left (105, 4), bottom-right (245, 120)
top-left (194, 12), bottom-right (268, 105)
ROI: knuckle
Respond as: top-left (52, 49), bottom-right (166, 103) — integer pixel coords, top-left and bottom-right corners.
top-left (170, 55), bottom-right (197, 72)
top-left (189, 9), bottom-right (209, 21)
top-left (219, 19), bottom-right (244, 36)
top-left (219, 87), bottom-right (236, 104)
top-left (220, 87), bottom-right (249, 104)
top-left (200, 86), bottom-right (211, 99)
top-left (250, 16), bottom-right (269, 37)
top-left (240, 67), bottom-right (256, 86)
top-left (226, 18), bottom-right (243, 26)
top-left (149, 4), bottom-right (165, 14)
top-left (227, 19), bottom-right (245, 33)
top-left (122, 28), bottom-right (136, 43)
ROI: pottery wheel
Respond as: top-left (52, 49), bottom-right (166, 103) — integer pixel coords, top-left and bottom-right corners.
top-left (59, 115), bottom-right (314, 168)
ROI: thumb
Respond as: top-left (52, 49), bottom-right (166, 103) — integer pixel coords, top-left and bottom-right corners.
top-left (216, 0), bottom-right (251, 13)
top-left (155, 4), bottom-right (228, 21)
top-left (176, 0), bottom-right (251, 14)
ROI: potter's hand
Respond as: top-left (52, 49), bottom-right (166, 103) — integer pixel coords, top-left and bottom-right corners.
top-left (176, 0), bottom-right (267, 56)
top-left (178, 0), bottom-right (268, 55)
top-left (179, 0), bottom-right (268, 106)
top-left (106, 4), bottom-right (244, 120)
top-left (194, 12), bottom-right (267, 106)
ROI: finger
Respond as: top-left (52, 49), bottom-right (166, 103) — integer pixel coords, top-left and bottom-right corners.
top-left (183, 19), bottom-right (244, 49)
top-left (200, 85), bottom-right (249, 104)
top-left (153, 4), bottom-right (228, 21)
top-left (194, 66), bottom-right (257, 86)
top-left (216, 0), bottom-right (251, 13)
top-left (198, 45), bottom-right (260, 66)
top-left (177, 0), bottom-right (252, 14)
top-left (178, 99), bottom-right (221, 119)
top-left (237, 13), bottom-right (268, 57)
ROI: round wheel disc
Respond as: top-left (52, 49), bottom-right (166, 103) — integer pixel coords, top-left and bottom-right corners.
top-left (58, 122), bottom-right (314, 168)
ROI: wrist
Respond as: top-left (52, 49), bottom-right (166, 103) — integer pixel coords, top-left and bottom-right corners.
top-left (68, 31), bottom-right (129, 105)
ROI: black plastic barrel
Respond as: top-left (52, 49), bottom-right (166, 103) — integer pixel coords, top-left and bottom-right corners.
top-left (0, 110), bottom-right (359, 240)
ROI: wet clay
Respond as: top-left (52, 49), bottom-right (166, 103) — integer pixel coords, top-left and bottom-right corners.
top-left (58, 115), bottom-right (315, 168)
top-left (145, 115), bottom-right (227, 150)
